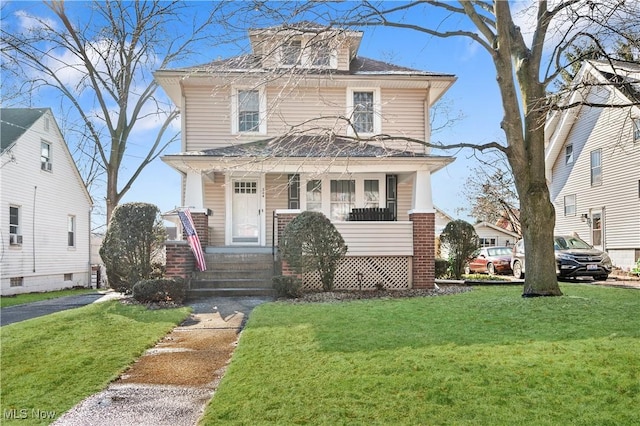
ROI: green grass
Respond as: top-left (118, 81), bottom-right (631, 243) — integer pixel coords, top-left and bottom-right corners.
top-left (463, 273), bottom-right (510, 281)
top-left (0, 288), bottom-right (95, 308)
top-left (201, 284), bottom-right (640, 425)
top-left (1, 301), bottom-right (190, 425)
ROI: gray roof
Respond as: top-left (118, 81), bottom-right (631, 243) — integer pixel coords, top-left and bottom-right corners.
top-left (184, 135), bottom-right (437, 158)
top-left (1, 108), bottom-right (48, 152)
top-left (164, 55), bottom-right (452, 77)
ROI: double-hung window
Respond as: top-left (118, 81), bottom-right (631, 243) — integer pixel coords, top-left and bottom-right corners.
top-left (233, 88), bottom-right (266, 134)
top-left (41, 141), bottom-right (52, 171)
top-left (68, 215), bottom-right (76, 247)
top-left (347, 88), bottom-right (380, 135)
top-left (590, 149), bottom-right (602, 186)
top-left (306, 180), bottom-right (322, 212)
top-left (9, 206), bottom-right (21, 245)
top-left (330, 180), bottom-right (355, 222)
top-left (565, 144), bottom-right (573, 164)
top-left (563, 194), bottom-right (576, 216)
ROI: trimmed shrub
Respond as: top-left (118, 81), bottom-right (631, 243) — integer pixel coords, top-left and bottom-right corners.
top-left (132, 278), bottom-right (187, 304)
top-left (272, 275), bottom-right (303, 299)
top-left (280, 211), bottom-right (347, 292)
top-left (440, 220), bottom-right (480, 280)
top-left (100, 202), bottom-right (166, 293)
top-left (435, 258), bottom-right (449, 279)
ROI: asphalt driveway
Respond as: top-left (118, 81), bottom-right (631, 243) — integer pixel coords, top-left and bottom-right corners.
top-left (0, 292), bottom-right (121, 326)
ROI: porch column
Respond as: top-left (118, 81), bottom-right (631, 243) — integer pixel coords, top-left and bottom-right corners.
top-left (184, 170), bottom-right (204, 209)
top-left (409, 171), bottom-right (436, 289)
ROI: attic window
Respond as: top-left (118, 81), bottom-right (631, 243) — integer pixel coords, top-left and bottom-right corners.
top-left (565, 144), bottom-right (574, 164)
top-left (281, 40), bottom-right (301, 66)
top-left (311, 42), bottom-right (332, 67)
top-left (633, 118), bottom-right (640, 141)
top-left (41, 141), bottom-right (52, 172)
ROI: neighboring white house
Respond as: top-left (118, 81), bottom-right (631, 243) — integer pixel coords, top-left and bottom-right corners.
top-left (473, 221), bottom-right (519, 248)
top-left (1, 108), bottom-right (93, 295)
top-left (545, 60), bottom-right (640, 270)
top-left (155, 23), bottom-right (457, 289)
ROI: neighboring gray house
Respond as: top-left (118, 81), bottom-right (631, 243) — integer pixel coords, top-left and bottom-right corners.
top-left (545, 60), bottom-right (640, 270)
top-left (1, 108), bottom-right (93, 295)
top-left (473, 221), bottom-right (519, 248)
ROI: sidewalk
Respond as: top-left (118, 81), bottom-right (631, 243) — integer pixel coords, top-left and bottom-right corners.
top-left (53, 296), bottom-right (272, 426)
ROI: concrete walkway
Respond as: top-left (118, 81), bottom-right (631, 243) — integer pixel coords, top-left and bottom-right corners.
top-left (52, 296), bottom-right (272, 426)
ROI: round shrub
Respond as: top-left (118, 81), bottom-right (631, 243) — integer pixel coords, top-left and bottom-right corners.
top-left (272, 275), bottom-right (303, 298)
top-left (132, 278), bottom-right (186, 304)
top-left (280, 211), bottom-right (347, 292)
top-left (435, 258), bottom-right (449, 279)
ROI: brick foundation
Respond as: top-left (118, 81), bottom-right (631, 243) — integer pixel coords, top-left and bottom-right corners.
top-left (410, 212), bottom-right (435, 289)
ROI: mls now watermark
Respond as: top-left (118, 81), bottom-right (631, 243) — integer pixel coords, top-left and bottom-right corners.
top-left (4, 409), bottom-right (57, 420)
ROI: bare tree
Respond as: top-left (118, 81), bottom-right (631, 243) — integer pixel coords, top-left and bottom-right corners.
top-left (464, 153), bottom-right (521, 236)
top-left (1, 1), bottom-right (231, 225)
top-left (296, 0), bottom-right (639, 297)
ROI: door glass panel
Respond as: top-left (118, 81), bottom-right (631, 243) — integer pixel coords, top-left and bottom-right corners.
top-left (232, 180), bottom-right (259, 243)
top-left (592, 213), bottom-right (602, 246)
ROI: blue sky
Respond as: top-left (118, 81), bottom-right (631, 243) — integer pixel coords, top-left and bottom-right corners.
top-left (4, 1), bottom-right (513, 225)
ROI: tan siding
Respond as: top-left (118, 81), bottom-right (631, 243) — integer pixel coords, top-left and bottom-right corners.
top-left (184, 85), bottom-right (233, 151)
top-left (334, 222), bottom-right (413, 255)
top-left (378, 88), bottom-right (426, 153)
top-left (204, 173), bottom-right (226, 246)
top-left (396, 177), bottom-right (413, 221)
top-left (265, 173), bottom-right (290, 246)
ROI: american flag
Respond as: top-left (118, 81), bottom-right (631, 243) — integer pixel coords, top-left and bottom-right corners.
top-left (178, 208), bottom-right (207, 271)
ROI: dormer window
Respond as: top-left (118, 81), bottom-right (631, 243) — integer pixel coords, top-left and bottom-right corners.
top-left (311, 42), bottom-right (332, 67)
top-left (281, 40), bottom-right (302, 66)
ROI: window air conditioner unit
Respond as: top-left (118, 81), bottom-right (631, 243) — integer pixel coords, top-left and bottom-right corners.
top-left (9, 234), bottom-right (23, 245)
top-left (42, 162), bottom-right (52, 171)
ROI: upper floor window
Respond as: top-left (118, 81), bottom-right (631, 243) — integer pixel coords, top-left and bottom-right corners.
top-left (347, 88), bottom-right (381, 135)
top-left (41, 141), bottom-right (52, 172)
top-left (68, 215), bottom-right (76, 247)
top-left (633, 118), bottom-right (640, 142)
top-left (311, 41), bottom-right (333, 67)
top-left (232, 88), bottom-right (266, 134)
top-left (563, 194), bottom-right (576, 216)
top-left (565, 144), bottom-right (573, 164)
top-left (590, 149), bottom-right (602, 186)
top-left (281, 40), bottom-right (302, 66)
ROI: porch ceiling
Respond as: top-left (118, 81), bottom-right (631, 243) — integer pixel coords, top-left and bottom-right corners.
top-left (162, 136), bottom-right (455, 175)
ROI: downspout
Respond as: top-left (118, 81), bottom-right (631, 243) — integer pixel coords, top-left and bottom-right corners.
top-left (32, 186), bottom-right (37, 272)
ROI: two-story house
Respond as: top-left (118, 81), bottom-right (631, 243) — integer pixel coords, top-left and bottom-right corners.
top-left (545, 60), bottom-right (640, 270)
top-left (1, 108), bottom-right (93, 295)
top-left (155, 23), bottom-right (456, 291)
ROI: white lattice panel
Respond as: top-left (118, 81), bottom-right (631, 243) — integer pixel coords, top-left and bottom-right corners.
top-left (303, 256), bottom-right (411, 290)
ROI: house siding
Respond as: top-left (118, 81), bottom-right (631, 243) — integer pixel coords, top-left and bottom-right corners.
top-left (549, 86), bottom-right (640, 269)
top-left (1, 112), bottom-right (92, 295)
top-left (183, 83), bottom-right (429, 153)
top-left (265, 173), bottom-right (289, 245)
top-left (204, 172), bottom-right (226, 246)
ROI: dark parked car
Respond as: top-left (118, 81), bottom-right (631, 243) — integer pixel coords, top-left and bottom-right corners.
top-left (465, 246), bottom-right (513, 275)
top-left (511, 235), bottom-right (612, 280)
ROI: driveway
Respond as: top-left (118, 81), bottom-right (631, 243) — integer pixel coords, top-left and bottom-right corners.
top-left (0, 292), bottom-right (122, 326)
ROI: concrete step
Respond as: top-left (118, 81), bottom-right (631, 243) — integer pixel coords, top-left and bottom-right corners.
top-left (203, 253), bottom-right (274, 264)
top-left (194, 269), bottom-right (274, 280)
top-left (187, 288), bottom-right (276, 298)
top-left (191, 279), bottom-right (273, 289)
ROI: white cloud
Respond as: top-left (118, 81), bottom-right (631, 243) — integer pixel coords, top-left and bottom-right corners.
top-left (15, 10), bottom-right (58, 33)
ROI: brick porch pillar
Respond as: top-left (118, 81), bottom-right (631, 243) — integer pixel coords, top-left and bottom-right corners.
top-left (165, 241), bottom-right (194, 280)
top-left (410, 212), bottom-right (436, 289)
top-left (275, 210), bottom-right (300, 276)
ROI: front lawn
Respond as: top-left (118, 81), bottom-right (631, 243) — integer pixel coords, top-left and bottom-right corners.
top-left (202, 284), bottom-right (640, 425)
top-left (0, 301), bottom-right (190, 425)
top-left (0, 288), bottom-right (96, 308)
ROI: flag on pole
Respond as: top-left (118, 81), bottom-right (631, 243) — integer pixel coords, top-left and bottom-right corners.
top-left (178, 208), bottom-right (207, 271)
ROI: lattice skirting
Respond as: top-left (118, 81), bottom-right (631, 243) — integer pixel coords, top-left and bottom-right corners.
top-left (302, 256), bottom-right (412, 290)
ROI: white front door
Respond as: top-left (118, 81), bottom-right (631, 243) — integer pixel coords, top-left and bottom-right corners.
top-left (231, 178), bottom-right (261, 244)
top-left (591, 209), bottom-right (604, 251)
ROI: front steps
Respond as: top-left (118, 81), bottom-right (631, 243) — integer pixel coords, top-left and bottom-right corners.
top-left (188, 249), bottom-right (277, 298)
